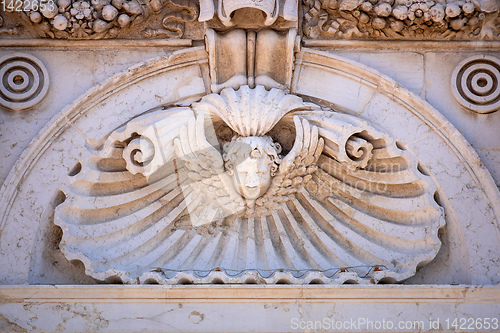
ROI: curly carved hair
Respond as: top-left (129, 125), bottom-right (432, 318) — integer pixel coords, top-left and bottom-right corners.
top-left (222, 136), bottom-right (282, 177)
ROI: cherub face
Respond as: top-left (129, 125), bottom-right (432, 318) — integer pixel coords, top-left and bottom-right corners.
top-left (233, 150), bottom-right (273, 200)
top-left (223, 136), bottom-right (281, 201)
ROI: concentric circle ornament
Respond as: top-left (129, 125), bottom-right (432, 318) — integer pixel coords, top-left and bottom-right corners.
top-left (451, 55), bottom-right (500, 114)
top-left (0, 53), bottom-right (50, 111)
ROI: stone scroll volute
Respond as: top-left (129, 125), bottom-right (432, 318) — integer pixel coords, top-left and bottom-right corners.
top-left (54, 85), bottom-right (444, 284)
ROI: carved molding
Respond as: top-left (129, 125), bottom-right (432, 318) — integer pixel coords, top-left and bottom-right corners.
top-left (303, 0), bottom-right (500, 40)
top-left (0, 53), bottom-right (50, 111)
top-left (1, 285), bottom-right (499, 331)
top-left (451, 54), bottom-right (500, 113)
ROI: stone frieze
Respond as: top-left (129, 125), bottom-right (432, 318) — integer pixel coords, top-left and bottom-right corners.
top-left (303, 0), bottom-right (500, 40)
top-left (0, 0), bottom-right (201, 39)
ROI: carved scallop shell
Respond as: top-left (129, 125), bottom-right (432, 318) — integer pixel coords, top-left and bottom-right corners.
top-left (54, 86), bottom-right (444, 284)
top-left (194, 85), bottom-right (308, 137)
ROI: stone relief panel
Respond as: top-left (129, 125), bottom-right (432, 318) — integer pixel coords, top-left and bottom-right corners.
top-left (54, 85), bottom-right (444, 284)
top-left (293, 48), bottom-right (500, 284)
top-left (0, 53), bottom-right (50, 111)
top-left (303, 0), bottom-right (500, 39)
top-left (2, 0), bottom-right (499, 39)
top-left (451, 54), bottom-right (500, 113)
top-left (0, 0), bottom-right (202, 39)
top-left (0, 47), bottom-right (498, 287)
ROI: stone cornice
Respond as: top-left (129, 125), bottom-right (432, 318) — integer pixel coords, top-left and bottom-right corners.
top-left (0, 37), bottom-right (193, 47)
top-left (1, 285), bottom-right (500, 302)
top-left (1, 285), bottom-right (499, 331)
top-left (302, 38), bottom-right (500, 48)
top-left (0, 0), bottom-right (202, 40)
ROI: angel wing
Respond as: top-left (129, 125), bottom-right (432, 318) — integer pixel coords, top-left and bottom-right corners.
top-left (54, 107), bottom-right (243, 279)
top-left (173, 112), bottom-right (245, 226)
top-left (259, 116), bottom-right (324, 207)
top-left (257, 109), bottom-right (444, 281)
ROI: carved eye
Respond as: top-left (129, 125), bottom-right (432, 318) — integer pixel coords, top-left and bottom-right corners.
top-left (250, 149), bottom-right (261, 158)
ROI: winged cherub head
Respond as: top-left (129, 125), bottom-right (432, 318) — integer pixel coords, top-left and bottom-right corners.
top-left (223, 136), bottom-right (281, 201)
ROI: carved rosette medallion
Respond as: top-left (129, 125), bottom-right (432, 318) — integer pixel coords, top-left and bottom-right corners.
top-left (0, 53), bottom-right (50, 111)
top-left (451, 55), bottom-right (500, 113)
top-left (54, 85), bottom-right (444, 284)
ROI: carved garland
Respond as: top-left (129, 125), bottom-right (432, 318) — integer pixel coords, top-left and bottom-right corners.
top-left (303, 0), bottom-right (500, 40)
top-left (3, 0), bottom-right (198, 39)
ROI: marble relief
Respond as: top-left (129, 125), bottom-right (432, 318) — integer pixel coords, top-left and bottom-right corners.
top-left (451, 54), bottom-right (500, 113)
top-left (54, 85), bottom-right (444, 284)
top-left (0, 0), bottom-right (500, 330)
top-left (2, 0), bottom-right (499, 40)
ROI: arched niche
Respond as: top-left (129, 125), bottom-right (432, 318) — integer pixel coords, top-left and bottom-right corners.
top-left (0, 46), bottom-right (498, 285)
top-left (292, 48), bottom-right (500, 284)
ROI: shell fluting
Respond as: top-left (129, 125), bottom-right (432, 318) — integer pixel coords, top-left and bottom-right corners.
top-left (193, 85), bottom-right (307, 136)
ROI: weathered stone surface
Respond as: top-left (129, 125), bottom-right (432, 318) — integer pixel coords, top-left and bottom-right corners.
top-left (0, 1), bottom-right (499, 330)
top-left (0, 0), bottom-right (203, 39)
top-left (52, 85), bottom-right (443, 284)
top-left (0, 285), bottom-right (499, 332)
top-left (303, 0), bottom-right (500, 40)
